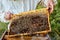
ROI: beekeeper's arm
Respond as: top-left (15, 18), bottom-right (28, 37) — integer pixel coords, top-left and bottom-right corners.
top-left (38, 0), bottom-right (57, 13)
top-left (0, 0), bottom-right (13, 23)
top-left (46, 0), bottom-right (57, 13)
top-left (0, 0), bottom-right (6, 22)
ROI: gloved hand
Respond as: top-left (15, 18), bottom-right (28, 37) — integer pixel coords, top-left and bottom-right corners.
top-left (4, 11), bottom-right (13, 20)
top-left (47, 0), bottom-right (54, 13)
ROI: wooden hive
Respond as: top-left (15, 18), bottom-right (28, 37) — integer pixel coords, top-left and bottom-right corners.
top-left (8, 8), bottom-right (51, 35)
top-left (1, 30), bottom-right (50, 40)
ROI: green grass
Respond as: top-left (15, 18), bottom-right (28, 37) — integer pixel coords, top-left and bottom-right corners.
top-left (0, 22), bottom-right (8, 37)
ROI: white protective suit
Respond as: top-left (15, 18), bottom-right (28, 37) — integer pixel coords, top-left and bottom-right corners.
top-left (0, 0), bottom-right (57, 22)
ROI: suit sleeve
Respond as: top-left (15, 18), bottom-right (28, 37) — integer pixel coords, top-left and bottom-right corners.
top-left (44, 0), bottom-right (57, 6)
top-left (0, 0), bottom-right (9, 23)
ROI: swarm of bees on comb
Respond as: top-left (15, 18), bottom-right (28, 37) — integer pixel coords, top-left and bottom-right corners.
top-left (9, 8), bottom-right (50, 35)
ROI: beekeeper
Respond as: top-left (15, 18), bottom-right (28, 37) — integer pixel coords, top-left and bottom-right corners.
top-left (0, 0), bottom-right (57, 22)
top-left (0, 0), bottom-right (57, 40)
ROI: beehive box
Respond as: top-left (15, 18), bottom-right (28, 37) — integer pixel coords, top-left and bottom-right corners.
top-left (4, 34), bottom-right (49, 40)
top-left (8, 8), bottom-right (51, 35)
top-left (1, 30), bottom-right (50, 40)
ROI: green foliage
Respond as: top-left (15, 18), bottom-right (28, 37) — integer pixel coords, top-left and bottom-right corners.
top-left (0, 22), bottom-right (8, 37)
top-left (49, 0), bottom-right (60, 40)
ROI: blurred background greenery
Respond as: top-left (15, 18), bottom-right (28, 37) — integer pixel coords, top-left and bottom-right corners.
top-left (0, 0), bottom-right (60, 40)
top-left (0, 22), bottom-right (8, 37)
top-left (49, 0), bottom-right (60, 40)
